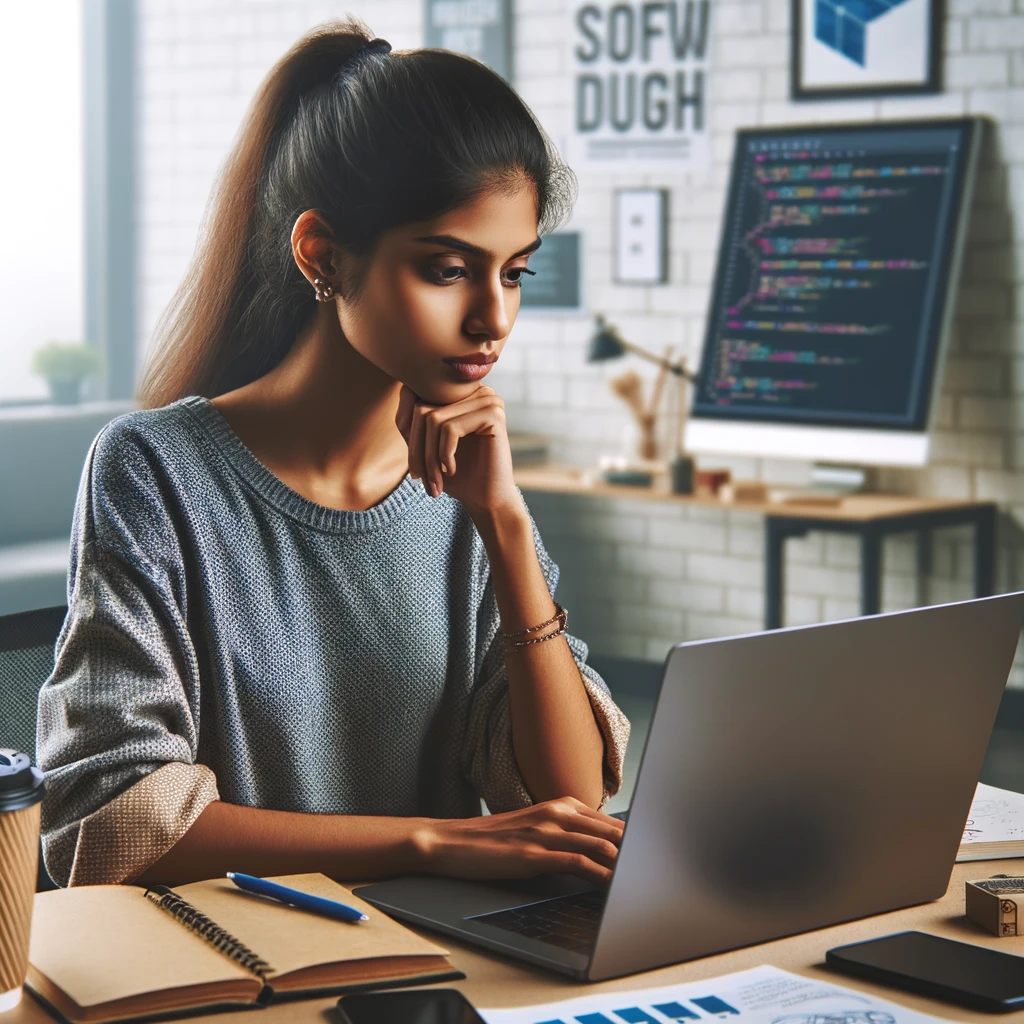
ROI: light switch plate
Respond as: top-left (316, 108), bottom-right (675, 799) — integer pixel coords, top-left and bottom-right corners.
top-left (614, 188), bottom-right (667, 284)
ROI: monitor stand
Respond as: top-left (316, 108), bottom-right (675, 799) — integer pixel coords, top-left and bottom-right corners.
top-left (773, 464), bottom-right (874, 508)
top-left (808, 463), bottom-right (871, 496)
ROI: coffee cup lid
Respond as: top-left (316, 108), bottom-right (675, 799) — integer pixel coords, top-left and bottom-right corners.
top-left (0, 749), bottom-right (45, 812)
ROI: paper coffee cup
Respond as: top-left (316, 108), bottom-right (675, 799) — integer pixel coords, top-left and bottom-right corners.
top-left (0, 749), bottom-right (45, 1012)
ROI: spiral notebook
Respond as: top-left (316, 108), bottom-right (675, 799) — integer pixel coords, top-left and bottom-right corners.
top-left (26, 872), bottom-right (461, 1024)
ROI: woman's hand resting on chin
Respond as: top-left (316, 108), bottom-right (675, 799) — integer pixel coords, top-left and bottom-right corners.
top-left (412, 798), bottom-right (625, 886)
top-left (396, 383), bottom-right (521, 517)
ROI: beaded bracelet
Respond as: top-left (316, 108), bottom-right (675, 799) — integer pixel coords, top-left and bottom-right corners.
top-left (500, 602), bottom-right (567, 640)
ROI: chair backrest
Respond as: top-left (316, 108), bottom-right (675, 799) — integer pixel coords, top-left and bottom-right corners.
top-left (0, 604), bottom-right (67, 891)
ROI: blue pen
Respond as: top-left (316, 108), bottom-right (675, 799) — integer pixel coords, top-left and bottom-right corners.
top-left (226, 872), bottom-right (368, 923)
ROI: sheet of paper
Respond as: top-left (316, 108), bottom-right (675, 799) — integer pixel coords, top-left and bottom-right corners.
top-left (478, 964), bottom-right (954, 1024)
top-left (960, 782), bottom-right (1024, 848)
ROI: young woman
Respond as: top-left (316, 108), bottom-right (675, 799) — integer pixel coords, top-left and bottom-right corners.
top-left (37, 19), bottom-right (629, 890)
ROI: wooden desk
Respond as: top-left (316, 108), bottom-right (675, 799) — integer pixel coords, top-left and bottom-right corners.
top-left (12, 860), bottom-right (1024, 1024)
top-left (513, 464), bottom-right (997, 631)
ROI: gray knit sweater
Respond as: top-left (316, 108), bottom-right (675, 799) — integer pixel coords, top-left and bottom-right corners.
top-left (36, 397), bottom-right (629, 888)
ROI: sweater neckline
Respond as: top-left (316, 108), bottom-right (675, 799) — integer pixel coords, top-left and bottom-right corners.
top-left (181, 395), bottom-right (427, 533)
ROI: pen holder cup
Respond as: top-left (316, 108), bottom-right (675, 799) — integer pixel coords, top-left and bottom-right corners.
top-left (671, 454), bottom-right (695, 495)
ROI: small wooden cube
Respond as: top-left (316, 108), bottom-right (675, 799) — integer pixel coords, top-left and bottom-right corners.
top-left (966, 876), bottom-right (1024, 937)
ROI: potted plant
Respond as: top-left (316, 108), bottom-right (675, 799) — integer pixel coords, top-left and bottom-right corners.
top-left (30, 341), bottom-right (105, 405)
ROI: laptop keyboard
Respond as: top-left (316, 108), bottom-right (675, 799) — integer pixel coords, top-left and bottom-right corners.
top-left (468, 889), bottom-right (606, 954)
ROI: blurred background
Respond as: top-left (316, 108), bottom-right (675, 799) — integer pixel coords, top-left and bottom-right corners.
top-left (3, 0), bottom-right (1024, 797)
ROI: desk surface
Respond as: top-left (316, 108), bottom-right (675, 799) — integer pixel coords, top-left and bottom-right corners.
top-left (513, 464), bottom-right (993, 523)
top-left (13, 860), bottom-right (1024, 1024)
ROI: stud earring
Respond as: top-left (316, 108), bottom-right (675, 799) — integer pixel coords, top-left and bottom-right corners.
top-left (313, 275), bottom-right (336, 302)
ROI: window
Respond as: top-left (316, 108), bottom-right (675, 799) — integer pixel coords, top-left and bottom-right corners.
top-left (0, 1), bottom-right (136, 409)
top-left (0, 5), bottom-right (86, 404)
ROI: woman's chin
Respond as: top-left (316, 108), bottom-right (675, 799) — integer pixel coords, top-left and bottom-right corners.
top-left (409, 376), bottom-right (486, 407)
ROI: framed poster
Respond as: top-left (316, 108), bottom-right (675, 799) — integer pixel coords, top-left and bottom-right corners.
top-left (567, 1), bottom-right (712, 174)
top-left (424, 0), bottom-right (513, 83)
top-left (614, 189), bottom-right (668, 284)
top-left (518, 232), bottom-right (583, 313)
top-left (791, 0), bottom-right (942, 100)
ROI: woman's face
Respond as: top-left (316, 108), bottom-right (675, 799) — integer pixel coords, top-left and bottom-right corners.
top-left (335, 186), bottom-right (541, 405)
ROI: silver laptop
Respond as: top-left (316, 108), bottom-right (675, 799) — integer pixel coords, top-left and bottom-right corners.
top-left (356, 592), bottom-right (1024, 981)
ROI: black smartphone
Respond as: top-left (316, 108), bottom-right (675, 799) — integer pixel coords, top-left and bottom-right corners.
top-left (827, 931), bottom-right (1024, 1013)
top-left (337, 988), bottom-right (486, 1024)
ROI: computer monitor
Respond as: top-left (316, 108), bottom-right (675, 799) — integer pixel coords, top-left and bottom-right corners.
top-left (687, 118), bottom-right (982, 468)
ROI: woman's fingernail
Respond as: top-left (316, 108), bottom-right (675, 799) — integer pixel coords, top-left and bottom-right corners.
top-left (441, 463), bottom-right (448, 475)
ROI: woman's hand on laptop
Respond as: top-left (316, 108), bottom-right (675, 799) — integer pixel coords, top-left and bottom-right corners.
top-left (410, 797), bottom-right (625, 885)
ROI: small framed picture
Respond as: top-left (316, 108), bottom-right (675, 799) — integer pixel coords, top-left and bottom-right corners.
top-left (424, 0), bottom-right (514, 83)
top-left (614, 189), bottom-right (668, 285)
top-left (518, 231), bottom-right (584, 314)
top-left (791, 0), bottom-right (942, 100)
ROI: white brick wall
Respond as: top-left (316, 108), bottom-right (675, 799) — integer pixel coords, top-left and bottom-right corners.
top-left (137, 0), bottom-right (1024, 684)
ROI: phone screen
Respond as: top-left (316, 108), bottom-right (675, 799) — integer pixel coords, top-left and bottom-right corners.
top-left (337, 988), bottom-right (485, 1024)
top-left (827, 931), bottom-right (1024, 1011)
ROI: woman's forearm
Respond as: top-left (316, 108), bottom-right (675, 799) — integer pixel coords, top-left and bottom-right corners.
top-left (134, 794), bottom-right (626, 889)
top-left (473, 500), bottom-right (606, 809)
top-left (134, 800), bottom-right (433, 886)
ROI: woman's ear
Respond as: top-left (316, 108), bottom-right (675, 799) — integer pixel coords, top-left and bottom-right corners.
top-left (291, 209), bottom-right (343, 295)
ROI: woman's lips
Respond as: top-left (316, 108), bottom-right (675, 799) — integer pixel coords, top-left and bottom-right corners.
top-left (443, 356), bottom-right (497, 381)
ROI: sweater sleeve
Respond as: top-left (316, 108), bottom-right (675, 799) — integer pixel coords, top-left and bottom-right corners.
top-left (36, 421), bottom-right (219, 887)
top-left (462, 507), bottom-right (630, 813)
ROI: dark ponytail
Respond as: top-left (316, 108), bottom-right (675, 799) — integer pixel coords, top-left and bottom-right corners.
top-left (137, 16), bottom-right (575, 408)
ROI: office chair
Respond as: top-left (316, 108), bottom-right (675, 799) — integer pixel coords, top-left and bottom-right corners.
top-left (0, 604), bottom-right (67, 891)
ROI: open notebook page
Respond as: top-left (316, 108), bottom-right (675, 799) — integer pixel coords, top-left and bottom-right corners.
top-left (28, 884), bottom-right (258, 1009)
top-left (177, 872), bottom-right (449, 981)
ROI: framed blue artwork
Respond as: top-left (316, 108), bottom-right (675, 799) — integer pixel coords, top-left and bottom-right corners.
top-left (791, 0), bottom-right (942, 100)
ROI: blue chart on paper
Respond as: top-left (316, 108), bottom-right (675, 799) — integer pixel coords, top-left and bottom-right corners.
top-left (533, 993), bottom-right (741, 1024)
top-left (692, 997), bottom-right (742, 1017)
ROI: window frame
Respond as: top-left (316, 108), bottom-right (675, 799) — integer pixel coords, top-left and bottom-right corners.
top-left (84, 0), bottom-right (137, 402)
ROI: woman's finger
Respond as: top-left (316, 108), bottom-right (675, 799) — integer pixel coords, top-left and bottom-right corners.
top-left (502, 800), bottom-right (623, 853)
top-left (541, 796), bottom-right (625, 829)
top-left (525, 823), bottom-right (620, 870)
top-left (407, 401), bottom-right (429, 481)
top-left (395, 385), bottom-right (416, 444)
top-left (439, 419), bottom-right (459, 479)
top-left (421, 391), bottom-right (502, 431)
top-left (422, 408), bottom-right (442, 497)
top-left (430, 402), bottom-right (505, 449)
top-left (525, 848), bottom-right (613, 886)
top-left (548, 811), bottom-right (625, 849)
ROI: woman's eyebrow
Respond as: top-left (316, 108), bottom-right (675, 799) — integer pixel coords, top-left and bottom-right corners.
top-left (413, 234), bottom-right (542, 259)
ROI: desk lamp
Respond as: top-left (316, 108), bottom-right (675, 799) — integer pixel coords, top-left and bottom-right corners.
top-left (587, 314), bottom-right (695, 493)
